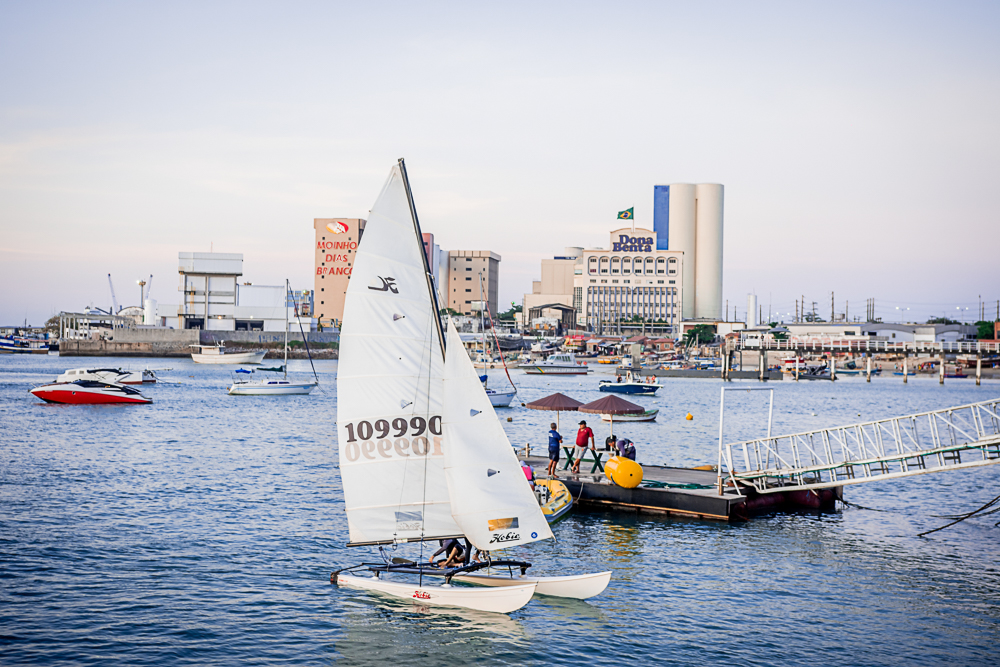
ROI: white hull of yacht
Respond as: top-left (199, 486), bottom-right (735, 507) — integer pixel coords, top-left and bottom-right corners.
top-left (228, 380), bottom-right (317, 395)
top-left (452, 570), bottom-right (612, 599)
top-left (192, 350), bottom-right (267, 365)
top-left (337, 574), bottom-right (536, 613)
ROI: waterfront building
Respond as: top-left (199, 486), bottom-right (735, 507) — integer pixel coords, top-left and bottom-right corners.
top-left (314, 218), bottom-right (366, 327)
top-left (574, 227), bottom-right (683, 334)
top-left (652, 183), bottom-right (724, 320)
top-left (445, 250), bottom-right (501, 317)
top-left (523, 248), bottom-right (582, 319)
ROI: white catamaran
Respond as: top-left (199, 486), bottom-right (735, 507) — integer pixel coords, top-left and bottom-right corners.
top-left (331, 160), bottom-right (610, 614)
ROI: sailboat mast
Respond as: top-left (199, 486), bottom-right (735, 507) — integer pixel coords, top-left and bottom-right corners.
top-left (284, 280), bottom-right (289, 379)
top-left (398, 157), bottom-right (446, 359)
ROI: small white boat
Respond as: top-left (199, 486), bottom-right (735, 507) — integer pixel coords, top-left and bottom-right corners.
top-left (486, 386), bottom-right (516, 407)
top-left (190, 343), bottom-right (266, 365)
top-left (228, 375), bottom-right (317, 395)
top-left (451, 570), bottom-right (612, 600)
top-left (601, 409), bottom-right (658, 422)
top-left (337, 574), bottom-right (536, 614)
top-left (522, 353), bottom-right (591, 375)
top-left (228, 281), bottom-right (319, 396)
top-left (30, 380), bottom-right (152, 405)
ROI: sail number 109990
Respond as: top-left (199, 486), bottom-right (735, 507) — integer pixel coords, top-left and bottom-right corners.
top-left (341, 416), bottom-right (443, 462)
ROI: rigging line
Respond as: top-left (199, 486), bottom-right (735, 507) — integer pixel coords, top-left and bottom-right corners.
top-left (479, 272), bottom-right (518, 393)
top-left (288, 280), bottom-right (319, 384)
top-left (917, 492), bottom-right (1000, 537)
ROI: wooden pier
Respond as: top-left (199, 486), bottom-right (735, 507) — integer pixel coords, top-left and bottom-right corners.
top-left (522, 454), bottom-right (840, 521)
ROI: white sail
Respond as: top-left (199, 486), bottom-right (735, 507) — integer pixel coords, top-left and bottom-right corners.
top-left (442, 319), bottom-right (553, 550)
top-left (336, 165), bottom-right (462, 545)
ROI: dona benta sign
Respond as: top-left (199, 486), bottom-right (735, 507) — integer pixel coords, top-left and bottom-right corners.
top-left (612, 235), bottom-right (654, 252)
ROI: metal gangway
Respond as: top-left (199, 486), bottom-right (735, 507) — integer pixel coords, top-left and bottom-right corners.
top-left (718, 394), bottom-right (1000, 494)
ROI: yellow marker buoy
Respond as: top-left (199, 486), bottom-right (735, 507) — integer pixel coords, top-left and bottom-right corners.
top-left (605, 456), bottom-right (643, 489)
top-left (685, 413), bottom-right (693, 420)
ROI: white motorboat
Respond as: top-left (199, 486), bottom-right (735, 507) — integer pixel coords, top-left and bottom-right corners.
top-left (521, 352), bottom-right (591, 375)
top-left (56, 367), bottom-right (158, 385)
top-left (228, 281), bottom-right (319, 396)
top-left (331, 161), bottom-right (608, 613)
top-left (30, 380), bottom-right (152, 405)
top-left (190, 343), bottom-right (266, 365)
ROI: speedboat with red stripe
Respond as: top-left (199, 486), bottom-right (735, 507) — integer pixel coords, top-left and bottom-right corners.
top-left (29, 380), bottom-right (153, 404)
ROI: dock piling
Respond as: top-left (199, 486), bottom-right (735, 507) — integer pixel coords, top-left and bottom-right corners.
top-left (977, 356), bottom-right (982, 386)
top-left (866, 356), bottom-right (872, 382)
top-left (939, 354), bottom-right (945, 384)
top-left (903, 355), bottom-right (908, 384)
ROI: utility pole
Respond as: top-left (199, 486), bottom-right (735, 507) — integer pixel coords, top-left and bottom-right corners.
top-left (831, 292), bottom-right (835, 322)
top-left (795, 299), bottom-right (799, 323)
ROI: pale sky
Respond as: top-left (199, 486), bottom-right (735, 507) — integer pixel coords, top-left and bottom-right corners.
top-left (2, 1), bottom-right (998, 327)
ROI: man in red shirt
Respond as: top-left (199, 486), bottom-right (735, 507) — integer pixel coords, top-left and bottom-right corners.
top-left (572, 420), bottom-right (596, 474)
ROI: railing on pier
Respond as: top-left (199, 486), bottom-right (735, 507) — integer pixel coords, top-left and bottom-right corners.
top-left (734, 338), bottom-right (1000, 354)
top-left (719, 398), bottom-right (1000, 494)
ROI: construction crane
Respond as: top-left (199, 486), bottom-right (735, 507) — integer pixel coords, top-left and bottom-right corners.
top-left (145, 274), bottom-right (153, 301)
top-left (107, 274), bottom-right (120, 314)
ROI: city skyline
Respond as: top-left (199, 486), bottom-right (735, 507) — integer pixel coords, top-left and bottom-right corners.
top-left (2, 1), bottom-right (998, 326)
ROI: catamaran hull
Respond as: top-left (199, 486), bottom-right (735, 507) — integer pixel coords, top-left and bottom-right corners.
top-left (336, 574), bottom-right (536, 613)
top-left (452, 570), bottom-right (612, 600)
top-left (191, 351), bottom-right (267, 364)
top-left (228, 382), bottom-right (317, 395)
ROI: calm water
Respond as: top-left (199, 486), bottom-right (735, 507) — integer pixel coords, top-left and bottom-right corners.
top-left (2, 355), bottom-right (998, 666)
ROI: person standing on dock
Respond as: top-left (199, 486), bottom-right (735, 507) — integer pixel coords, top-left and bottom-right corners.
top-left (572, 420), bottom-right (596, 474)
top-left (547, 423), bottom-right (563, 478)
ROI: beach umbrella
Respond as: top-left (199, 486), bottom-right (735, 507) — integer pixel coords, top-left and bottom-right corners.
top-left (578, 395), bottom-right (644, 440)
top-left (525, 392), bottom-right (583, 429)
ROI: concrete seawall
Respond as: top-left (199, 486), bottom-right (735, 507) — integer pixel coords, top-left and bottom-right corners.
top-left (60, 328), bottom-right (339, 358)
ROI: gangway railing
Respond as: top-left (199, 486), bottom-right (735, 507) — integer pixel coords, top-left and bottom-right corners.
top-left (719, 398), bottom-right (1000, 494)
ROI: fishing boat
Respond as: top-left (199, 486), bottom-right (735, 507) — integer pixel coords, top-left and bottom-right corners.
top-left (190, 343), bottom-right (266, 365)
top-left (480, 375), bottom-right (516, 408)
top-left (0, 335), bottom-right (51, 354)
top-left (598, 370), bottom-right (660, 395)
top-left (601, 409), bottom-right (658, 422)
top-left (521, 352), bottom-right (591, 375)
top-left (29, 380), bottom-right (152, 404)
top-left (228, 281), bottom-right (319, 396)
top-left (330, 160), bottom-right (609, 613)
top-left (56, 367), bottom-right (159, 385)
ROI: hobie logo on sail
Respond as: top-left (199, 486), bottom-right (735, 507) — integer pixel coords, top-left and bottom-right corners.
top-left (488, 531), bottom-right (520, 545)
top-left (368, 276), bottom-right (398, 293)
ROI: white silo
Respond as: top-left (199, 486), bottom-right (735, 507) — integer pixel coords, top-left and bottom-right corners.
top-left (144, 299), bottom-right (158, 325)
top-left (747, 293), bottom-right (758, 327)
top-left (694, 184), bottom-right (724, 320)
top-left (666, 183), bottom-right (697, 319)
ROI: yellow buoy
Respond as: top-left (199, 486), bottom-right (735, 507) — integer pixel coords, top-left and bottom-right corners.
top-left (605, 456), bottom-right (643, 489)
top-left (685, 413), bottom-right (693, 420)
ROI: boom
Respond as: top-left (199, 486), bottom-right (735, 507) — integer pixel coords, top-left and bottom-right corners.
top-left (107, 274), bottom-right (120, 313)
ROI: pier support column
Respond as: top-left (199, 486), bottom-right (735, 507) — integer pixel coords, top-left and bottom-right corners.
top-left (977, 356), bottom-right (981, 386)
top-left (866, 355), bottom-right (872, 382)
top-left (939, 354), bottom-right (945, 385)
top-left (759, 348), bottom-right (766, 381)
top-left (903, 354), bottom-right (908, 384)
top-left (831, 357), bottom-right (836, 381)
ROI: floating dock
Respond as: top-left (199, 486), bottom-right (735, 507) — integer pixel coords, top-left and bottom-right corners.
top-left (522, 455), bottom-right (840, 521)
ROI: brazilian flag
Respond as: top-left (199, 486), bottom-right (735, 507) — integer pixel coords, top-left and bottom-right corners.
top-left (617, 207), bottom-right (633, 220)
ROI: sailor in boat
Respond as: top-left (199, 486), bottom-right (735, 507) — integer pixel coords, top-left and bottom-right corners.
top-left (521, 461), bottom-right (536, 491)
top-left (430, 539), bottom-right (466, 569)
top-left (546, 423), bottom-right (562, 478)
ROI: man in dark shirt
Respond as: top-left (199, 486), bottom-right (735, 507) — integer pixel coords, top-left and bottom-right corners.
top-left (547, 422), bottom-right (562, 478)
